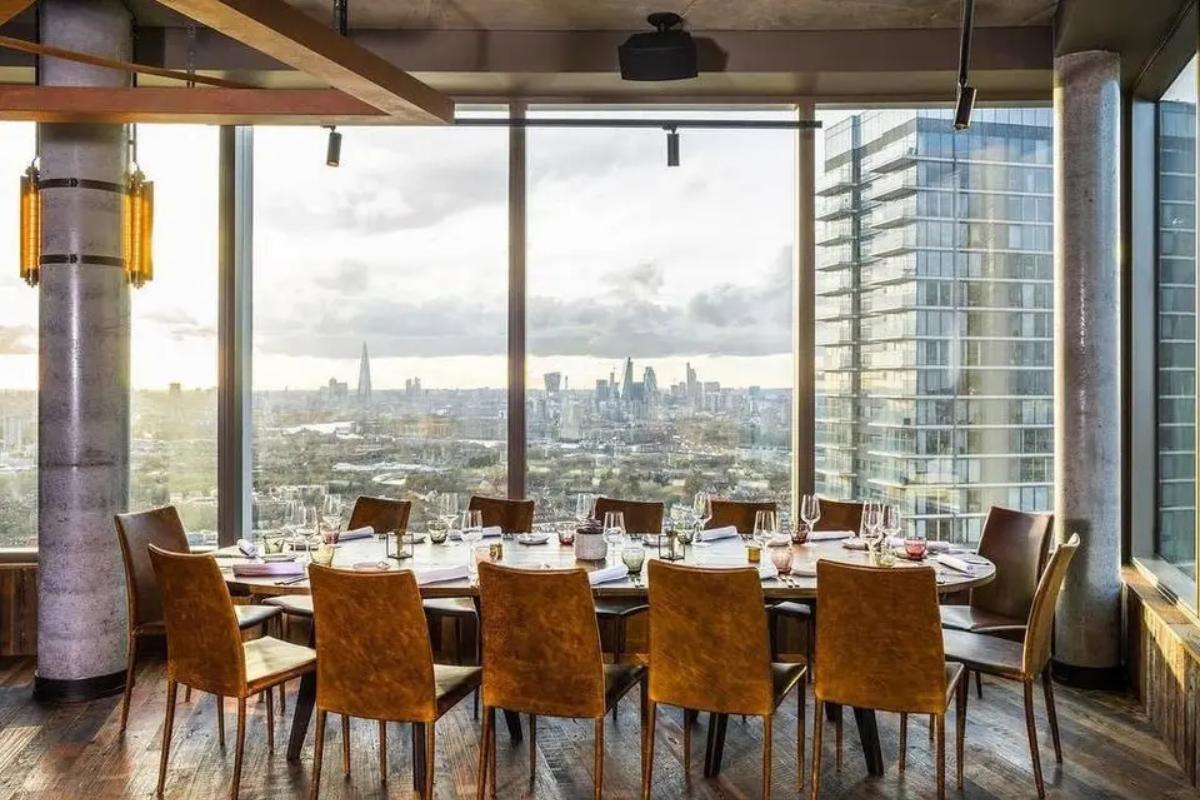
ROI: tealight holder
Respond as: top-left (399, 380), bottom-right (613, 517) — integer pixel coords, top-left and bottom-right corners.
top-left (656, 529), bottom-right (685, 561)
top-left (385, 530), bottom-right (413, 560)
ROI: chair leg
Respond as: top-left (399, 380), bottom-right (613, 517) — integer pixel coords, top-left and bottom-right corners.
top-left (593, 717), bottom-right (605, 800)
top-left (185, 685), bottom-right (192, 703)
top-left (379, 720), bottom-right (388, 783)
top-left (1024, 680), bottom-right (1046, 798)
top-left (769, 612), bottom-right (781, 661)
top-left (810, 700), bottom-right (824, 800)
top-left (976, 670), bottom-right (983, 699)
top-left (476, 706), bottom-right (492, 800)
top-left (265, 690), bottom-right (275, 752)
top-left (797, 673), bottom-right (806, 789)
top-left (489, 708), bottom-right (498, 799)
top-left (217, 695), bottom-right (225, 747)
top-left (612, 622), bottom-right (625, 722)
top-left (898, 713), bottom-right (907, 771)
top-left (804, 618), bottom-right (815, 676)
top-left (834, 708), bottom-right (843, 770)
top-left (683, 709), bottom-right (693, 775)
top-left (529, 714), bottom-right (537, 784)
top-left (342, 714), bottom-right (351, 776)
top-left (762, 714), bottom-right (773, 799)
top-left (1043, 668), bottom-right (1062, 764)
top-left (934, 712), bottom-right (945, 800)
top-left (310, 709), bottom-right (328, 800)
top-left (230, 697), bottom-right (247, 800)
top-left (642, 701), bottom-right (657, 800)
top-left (957, 671), bottom-right (969, 790)
top-left (424, 721), bottom-right (436, 800)
top-left (156, 679), bottom-right (179, 797)
top-left (119, 634), bottom-right (139, 734)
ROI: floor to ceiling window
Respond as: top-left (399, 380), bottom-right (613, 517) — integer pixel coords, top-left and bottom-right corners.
top-left (814, 107), bottom-right (1054, 543)
top-left (251, 118), bottom-right (508, 534)
top-left (0, 123), bottom-right (36, 549)
top-left (1155, 56), bottom-right (1197, 580)
top-left (130, 125), bottom-right (220, 546)
top-left (525, 108), bottom-right (796, 523)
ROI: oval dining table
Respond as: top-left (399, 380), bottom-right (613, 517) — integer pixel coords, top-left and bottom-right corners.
top-left (218, 533), bottom-right (994, 785)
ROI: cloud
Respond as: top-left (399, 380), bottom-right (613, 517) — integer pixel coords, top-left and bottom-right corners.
top-left (0, 325), bottom-right (33, 355)
top-left (138, 311), bottom-right (216, 341)
top-left (313, 259), bottom-right (371, 294)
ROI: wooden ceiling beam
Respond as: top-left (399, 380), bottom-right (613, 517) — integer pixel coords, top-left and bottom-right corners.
top-left (153, 0), bottom-right (453, 122)
top-left (0, 1), bottom-right (32, 27)
top-left (0, 85), bottom-right (399, 124)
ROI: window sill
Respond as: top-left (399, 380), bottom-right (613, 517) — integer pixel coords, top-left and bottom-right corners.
top-left (1130, 556), bottom-right (1197, 614)
top-left (0, 548), bottom-right (37, 565)
top-left (1125, 562), bottom-right (1200, 661)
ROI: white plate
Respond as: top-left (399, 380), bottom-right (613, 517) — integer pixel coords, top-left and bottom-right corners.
top-left (517, 533), bottom-right (550, 545)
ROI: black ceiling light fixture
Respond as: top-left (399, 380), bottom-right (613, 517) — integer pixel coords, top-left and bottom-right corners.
top-left (619, 12), bottom-right (698, 81)
top-left (954, 0), bottom-right (977, 130)
top-left (665, 125), bottom-right (680, 166)
top-left (323, 0), bottom-right (349, 166)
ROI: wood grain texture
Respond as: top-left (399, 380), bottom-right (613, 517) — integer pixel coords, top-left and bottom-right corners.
top-left (0, 564), bottom-right (36, 656)
top-left (0, 650), bottom-right (1191, 799)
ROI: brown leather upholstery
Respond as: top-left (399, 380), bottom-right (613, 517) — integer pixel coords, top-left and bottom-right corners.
top-left (938, 605), bottom-right (1026, 635)
top-left (814, 498), bottom-right (864, 533)
top-left (815, 560), bottom-right (951, 716)
top-left (116, 506), bottom-right (190, 633)
top-left (348, 495), bottom-right (411, 534)
top-left (951, 506), bottom-right (1054, 631)
top-left (264, 594), bottom-right (313, 618)
top-left (308, 565), bottom-right (481, 723)
top-left (593, 497), bottom-right (664, 535)
top-left (707, 500), bottom-right (777, 535)
top-left (469, 495), bottom-right (535, 534)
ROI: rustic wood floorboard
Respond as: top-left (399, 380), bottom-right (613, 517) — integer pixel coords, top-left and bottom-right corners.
top-left (0, 657), bottom-right (1193, 799)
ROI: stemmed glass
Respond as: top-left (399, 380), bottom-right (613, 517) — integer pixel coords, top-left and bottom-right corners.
top-left (799, 494), bottom-right (821, 543)
top-left (439, 494), bottom-right (461, 531)
top-left (862, 502), bottom-right (886, 551)
top-left (462, 509), bottom-right (484, 544)
top-left (753, 510), bottom-right (778, 545)
top-left (575, 493), bottom-right (594, 524)
top-left (693, 491), bottom-right (712, 531)
top-left (603, 511), bottom-right (626, 558)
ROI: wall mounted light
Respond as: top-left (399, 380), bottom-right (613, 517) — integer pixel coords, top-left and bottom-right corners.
top-left (325, 125), bottom-right (342, 167)
top-left (122, 168), bottom-right (154, 288)
top-left (953, 0), bottom-right (976, 130)
top-left (18, 161), bottom-right (39, 287)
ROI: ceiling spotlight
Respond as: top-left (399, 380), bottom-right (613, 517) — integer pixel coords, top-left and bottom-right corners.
top-left (325, 125), bottom-right (341, 167)
top-left (619, 12), bottom-right (698, 81)
top-left (666, 126), bottom-right (680, 167)
top-left (954, 0), bottom-right (975, 130)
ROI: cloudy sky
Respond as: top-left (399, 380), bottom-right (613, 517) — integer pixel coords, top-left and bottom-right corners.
top-left (0, 106), bottom-right (840, 392)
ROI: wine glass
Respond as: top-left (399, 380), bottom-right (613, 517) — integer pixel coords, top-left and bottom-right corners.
top-left (693, 491), bottom-right (712, 529)
top-left (603, 511), bottom-right (626, 556)
top-left (799, 494), bottom-right (821, 543)
top-left (462, 509), bottom-right (484, 544)
top-left (439, 493), bottom-right (461, 530)
top-left (575, 493), bottom-right (594, 523)
top-left (753, 510), bottom-right (778, 545)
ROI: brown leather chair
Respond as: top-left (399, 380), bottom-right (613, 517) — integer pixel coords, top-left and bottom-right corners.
top-left (642, 561), bottom-right (806, 799)
top-left (942, 533), bottom-right (1080, 799)
top-left (476, 561), bottom-right (645, 800)
top-left (707, 499), bottom-right (777, 534)
top-left (940, 506), bottom-right (1054, 698)
top-left (469, 494), bottom-right (535, 534)
top-left (149, 545), bottom-right (315, 800)
top-left (115, 506), bottom-right (281, 735)
top-left (308, 565), bottom-right (481, 800)
top-left (812, 560), bottom-right (966, 800)
top-left (768, 498), bottom-right (865, 666)
top-left (591, 497), bottom-right (663, 696)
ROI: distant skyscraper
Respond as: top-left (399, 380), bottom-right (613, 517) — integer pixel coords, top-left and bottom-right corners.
top-left (643, 366), bottom-right (658, 398)
top-left (357, 342), bottom-right (373, 403)
top-left (621, 357), bottom-right (635, 401)
top-left (544, 371), bottom-right (562, 394)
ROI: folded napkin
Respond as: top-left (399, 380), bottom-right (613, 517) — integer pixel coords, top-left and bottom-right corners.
top-left (414, 564), bottom-right (470, 586)
top-left (791, 564), bottom-right (818, 578)
top-left (339, 526), bottom-right (374, 542)
top-left (588, 564), bottom-right (629, 586)
top-left (232, 561), bottom-right (303, 577)
top-left (449, 526), bottom-right (503, 541)
top-left (936, 554), bottom-right (973, 574)
top-left (237, 538), bottom-right (258, 558)
top-left (808, 530), bottom-right (853, 542)
top-left (697, 525), bottom-right (738, 542)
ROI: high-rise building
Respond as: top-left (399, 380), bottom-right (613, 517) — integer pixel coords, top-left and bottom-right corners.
top-left (621, 357), bottom-right (635, 401)
top-left (544, 371), bottom-right (562, 395)
top-left (1156, 98), bottom-right (1196, 567)
top-left (815, 108), bottom-right (1054, 542)
top-left (357, 341), bottom-right (373, 404)
top-left (643, 366), bottom-right (658, 399)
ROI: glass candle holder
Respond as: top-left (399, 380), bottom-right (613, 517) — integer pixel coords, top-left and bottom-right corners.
top-left (386, 531), bottom-right (413, 560)
top-left (621, 545), bottom-right (646, 576)
top-left (429, 527), bottom-right (448, 545)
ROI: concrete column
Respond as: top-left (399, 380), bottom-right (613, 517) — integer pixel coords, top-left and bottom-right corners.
top-left (1051, 50), bottom-right (1123, 686)
top-left (34, 0), bottom-right (132, 702)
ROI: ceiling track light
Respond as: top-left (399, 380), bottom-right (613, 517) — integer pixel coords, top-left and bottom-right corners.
top-left (324, 125), bottom-right (341, 167)
top-left (665, 126), bottom-right (680, 167)
top-left (332, 0), bottom-right (349, 36)
top-left (954, 0), bottom-right (976, 131)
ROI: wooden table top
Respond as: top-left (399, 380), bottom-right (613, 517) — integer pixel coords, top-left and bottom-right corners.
top-left (218, 534), bottom-right (995, 600)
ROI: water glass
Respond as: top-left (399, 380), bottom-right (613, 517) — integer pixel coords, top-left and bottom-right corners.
top-left (557, 521), bottom-right (576, 546)
top-left (675, 526), bottom-right (695, 546)
top-left (428, 525), bottom-right (448, 545)
top-left (603, 511), bottom-right (626, 553)
top-left (904, 530), bottom-right (928, 559)
top-left (753, 510), bottom-right (778, 544)
top-left (621, 545), bottom-right (646, 577)
top-left (771, 545), bottom-right (794, 575)
top-left (462, 509), bottom-right (484, 542)
top-left (261, 532), bottom-right (285, 555)
top-left (693, 491), bottom-right (712, 528)
top-left (311, 542), bottom-right (336, 567)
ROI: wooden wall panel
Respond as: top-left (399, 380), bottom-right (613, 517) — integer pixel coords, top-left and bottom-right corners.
top-left (0, 564), bottom-right (37, 657)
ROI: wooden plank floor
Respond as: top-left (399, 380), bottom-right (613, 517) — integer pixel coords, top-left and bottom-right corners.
top-left (0, 656), bottom-right (1193, 799)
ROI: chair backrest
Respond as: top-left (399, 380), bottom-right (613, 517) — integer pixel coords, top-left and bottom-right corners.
top-left (347, 495), bottom-right (411, 534)
top-left (308, 565), bottom-right (437, 722)
top-left (971, 506), bottom-right (1055, 623)
top-left (815, 498), bottom-right (864, 533)
top-left (707, 500), bottom-right (777, 535)
top-left (469, 495), bottom-right (535, 534)
top-left (147, 545), bottom-right (245, 698)
top-left (815, 560), bottom-right (947, 714)
top-left (477, 561), bottom-right (606, 718)
top-left (115, 506), bottom-right (190, 630)
top-left (646, 560), bottom-right (774, 715)
top-left (593, 497), bottom-right (664, 535)
top-left (1022, 534), bottom-right (1081, 676)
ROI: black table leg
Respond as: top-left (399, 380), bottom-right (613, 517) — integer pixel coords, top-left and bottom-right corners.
top-left (412, 722), bottom-right (427, 791)
top-left (826, 702), bottom-right (840, 722)
top-left (703, 713), bottom-right (729, 777)
top-left (287, 670), bottom-right (316, 761)
top-left (504, 709), bottom-right (523, 742)
top-left (853, 706), bottom-right (884, 776)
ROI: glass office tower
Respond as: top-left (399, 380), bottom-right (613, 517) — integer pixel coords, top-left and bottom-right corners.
top-left (815, 108), bottom-right (1054, 543)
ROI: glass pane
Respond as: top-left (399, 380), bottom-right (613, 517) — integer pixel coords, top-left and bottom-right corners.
top-left (1156, 55), bottom-right (1197, 578)
top-left (251, 120), bottom-right (508, 537)
top-left (0, 123), bottom-right (36, 548)
top-left (815, 107), bottom-right (1055, 544)
top-left (526, 108), bottom-right (796, 525)
top-left (129, 126), bottom-right (221, 547)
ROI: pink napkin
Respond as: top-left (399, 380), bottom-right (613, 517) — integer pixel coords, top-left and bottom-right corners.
top-left (232, 561), bottom-right (304, 577)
